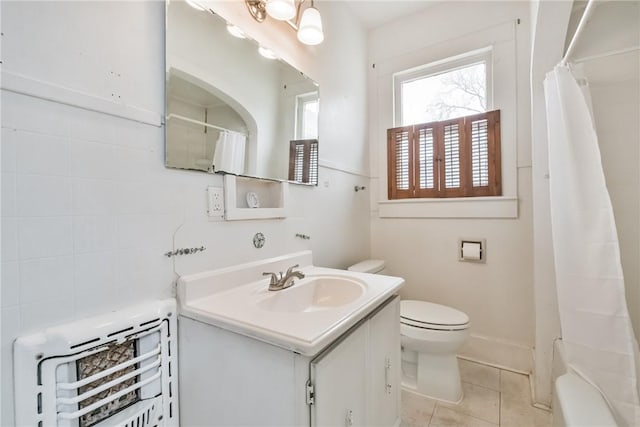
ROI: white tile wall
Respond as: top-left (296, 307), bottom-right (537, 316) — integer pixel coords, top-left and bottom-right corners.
top-left (1, 262), bottom-right (19, 308)
top-left (1, 129), bottom-right (17, 172)
top-left (1, 219), bottom-right (19, 262)
top-left (73, 216), bottom-right (117, 253)
top-left (16, 174), bottom-right (73, 216)
top-left (16, 131), bottom-right (70, 176)
top-left (19, 256), bottom-right (74, 304)
top-left (1, 173), bottom-right (16, 217)
top-left (18, 217), bottom-right (74, 259)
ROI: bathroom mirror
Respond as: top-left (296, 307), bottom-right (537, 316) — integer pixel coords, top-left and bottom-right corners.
top-left (165, 0), bottom-right (319, 185)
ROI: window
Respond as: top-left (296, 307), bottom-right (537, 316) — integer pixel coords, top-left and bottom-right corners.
top-left (295, 92), bottom-right (319, 139)
top-left (288, 139), bottom-right (318, 184)
top-left (388, 48), bottom-right (501, 199)
top-left (394, 48), bottom-right (492, 126)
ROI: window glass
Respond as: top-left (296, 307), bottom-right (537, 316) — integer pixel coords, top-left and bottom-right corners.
top-left (296, 92), bottom-right (319, 139)
top-left (401, 62), bottom-right (487, 126)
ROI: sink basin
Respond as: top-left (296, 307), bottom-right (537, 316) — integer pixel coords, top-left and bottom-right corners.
top-left (257, 276), bottom-right (365, 313)
top-left (177, 251), bottom-right (404, 355)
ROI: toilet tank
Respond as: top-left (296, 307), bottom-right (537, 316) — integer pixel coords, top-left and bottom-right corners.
top-left (348, 259), bottom-right (386, 274)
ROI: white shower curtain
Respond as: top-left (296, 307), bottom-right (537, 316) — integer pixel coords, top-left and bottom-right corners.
top-left (544, 64), bottom-right (640, 426)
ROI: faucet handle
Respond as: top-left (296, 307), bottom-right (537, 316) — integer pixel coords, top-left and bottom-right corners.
top-left (286, 264), bottom-right (300, 275)
top-left (262, 272), bottom-right (279, 285)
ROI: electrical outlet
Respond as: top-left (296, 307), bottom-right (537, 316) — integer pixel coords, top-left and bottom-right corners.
top-left (207, 186), bottom-right (224, 220)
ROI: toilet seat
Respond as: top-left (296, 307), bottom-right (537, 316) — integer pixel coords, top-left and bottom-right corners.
top-left (401, 300), bottom-right (470, 331)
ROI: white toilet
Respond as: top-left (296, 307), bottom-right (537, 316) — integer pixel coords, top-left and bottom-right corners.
top-left (348, 260), bottom-right (470, 404)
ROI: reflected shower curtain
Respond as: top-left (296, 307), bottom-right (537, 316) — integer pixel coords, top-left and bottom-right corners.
top-left (544, 64), bottom-right (640, 426)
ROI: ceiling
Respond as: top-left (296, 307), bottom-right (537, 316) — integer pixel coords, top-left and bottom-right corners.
top-left (341, 0), bottom-right (442, 29)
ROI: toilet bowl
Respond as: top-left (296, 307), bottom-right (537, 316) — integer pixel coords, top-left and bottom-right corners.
top-left (400, 300), bottom-right (469, 403)
top-left (348, 260), bottom-right (470, 404)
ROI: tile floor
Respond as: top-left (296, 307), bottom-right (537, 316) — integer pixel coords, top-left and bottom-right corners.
top-left (401, 359), bottom-right (552, 427)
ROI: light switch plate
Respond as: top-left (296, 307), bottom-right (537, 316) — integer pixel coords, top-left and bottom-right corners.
top-left (207, 186), bottom-right (224, 220)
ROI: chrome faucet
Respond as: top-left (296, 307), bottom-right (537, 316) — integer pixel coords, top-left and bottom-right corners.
top-left (262, 264), bottom-right (305, 291)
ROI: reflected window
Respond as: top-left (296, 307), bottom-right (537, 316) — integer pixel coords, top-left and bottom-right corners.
top-left (295, 92), bottom-right (319, 139)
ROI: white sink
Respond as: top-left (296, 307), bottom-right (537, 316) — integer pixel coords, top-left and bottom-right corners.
top-left (177, 251), bottom-right (404, 355)
top-left (257, 276), bottom-right (366, 313)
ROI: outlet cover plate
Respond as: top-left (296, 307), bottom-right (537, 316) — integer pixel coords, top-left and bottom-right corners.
top-left (207, 186), bottom-right (224, 220)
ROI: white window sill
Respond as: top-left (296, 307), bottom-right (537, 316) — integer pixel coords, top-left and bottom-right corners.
top-left (378, 196), bottom-right (518, 219)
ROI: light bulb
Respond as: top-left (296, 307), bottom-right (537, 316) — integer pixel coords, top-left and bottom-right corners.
top-left (265, 0), bottom-right (296, 21)
top-left (297, 6), bottom-right (324, 45)
top-left (258, 46), bottom-right (278, 60)
top-left (226, 24), bottom-right (246, 39)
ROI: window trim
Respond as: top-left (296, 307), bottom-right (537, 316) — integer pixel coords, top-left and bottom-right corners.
top-left (393, 46), bottom-right (493, 128)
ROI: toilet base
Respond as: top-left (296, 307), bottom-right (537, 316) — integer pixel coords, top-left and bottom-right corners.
top-left (401, 351), bottom-right (464, 404)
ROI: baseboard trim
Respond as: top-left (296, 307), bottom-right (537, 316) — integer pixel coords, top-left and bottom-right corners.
top-left (459, 333), bottom-right (533, 373)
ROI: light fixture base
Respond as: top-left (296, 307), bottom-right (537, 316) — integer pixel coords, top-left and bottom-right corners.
top-left (245, 0), bottom-right (267, 22)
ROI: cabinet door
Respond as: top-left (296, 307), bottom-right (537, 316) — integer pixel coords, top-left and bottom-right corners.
top-left (368, 296), bottom-right (401, 426)
top-left (311, 324), bottom-right (367, 427)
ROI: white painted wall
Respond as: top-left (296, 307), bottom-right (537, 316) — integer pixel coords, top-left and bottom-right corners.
top-left (529, 0), bottom-right (571, 407)
top-left (368, 1), bottom-right (534, 371)
top-left (0, 1), bottom-right (370, 425)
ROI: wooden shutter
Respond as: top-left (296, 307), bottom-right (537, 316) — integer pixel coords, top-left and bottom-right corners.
top-left (387, 126), bottom-right (414, 199)
top-left (387, 110), bottom-right (501, 199)
top-left (289, 139), bottom-right (319, 184)
top-left (462, 110), bottom-right (501, 197)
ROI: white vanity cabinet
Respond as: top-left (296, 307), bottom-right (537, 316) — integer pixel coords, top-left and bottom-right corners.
top-left (178, 296), bottom-right (400, 427)
top-left (310, 296), bottom-right (400, 427)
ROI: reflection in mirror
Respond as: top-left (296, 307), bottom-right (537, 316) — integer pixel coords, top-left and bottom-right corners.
top-left (165, 0), bottom-right (320, 185)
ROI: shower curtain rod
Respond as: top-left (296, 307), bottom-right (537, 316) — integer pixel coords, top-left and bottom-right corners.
top-left (574, 45), bottom-right (640, 64)
top-left (561, 0), bottom-right (596, 66)
top-left (167, 113), bottom-right (247, 137)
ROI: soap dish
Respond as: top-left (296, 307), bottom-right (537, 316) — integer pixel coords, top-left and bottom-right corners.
top-left (246, 192), bottom-right (260, 208)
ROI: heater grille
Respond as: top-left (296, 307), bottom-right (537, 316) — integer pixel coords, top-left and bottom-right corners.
top-left (76, 341), bottom-right (140, 427)
top-left (14, 299), bottom-right (178, 427)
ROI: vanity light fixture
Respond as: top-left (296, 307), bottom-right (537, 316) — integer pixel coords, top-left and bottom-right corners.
top-left (265, 0), bottom-right (296, 21)
top-left (245, 0), bottom-right (324, 46)
top-left (297, 1), bottom-right (323, 45)
top-left (226, 24), bottom-right (247, 39)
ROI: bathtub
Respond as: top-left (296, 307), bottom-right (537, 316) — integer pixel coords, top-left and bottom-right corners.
top-left (551, 340), bottom-right (618, 426)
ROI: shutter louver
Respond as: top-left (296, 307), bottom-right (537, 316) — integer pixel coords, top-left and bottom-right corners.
top-left (418, 127), bottom-right (435, 190)
top-left (293, 144), bottom-right (304, 182)
top-left (395, 130), bottom-right (410, 191)
top-left (471, 118), bottom-right (489, 187)
top-left (309, 141), bottom-right (318, 184)
top-left (443, 123), bottom-right (460, 189)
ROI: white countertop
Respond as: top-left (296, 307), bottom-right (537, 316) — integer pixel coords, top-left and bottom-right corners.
top-left (177, 252), bottom-right (404, 356)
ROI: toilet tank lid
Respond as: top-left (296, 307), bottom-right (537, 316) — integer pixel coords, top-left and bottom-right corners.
top-left (348, 259), bottom-right (385, 274)
top-left (401, 300), bottom-right (469, 326)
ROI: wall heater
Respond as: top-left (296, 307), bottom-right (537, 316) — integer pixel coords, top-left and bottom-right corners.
top-left (14, 299), bottom-right (179, 427)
